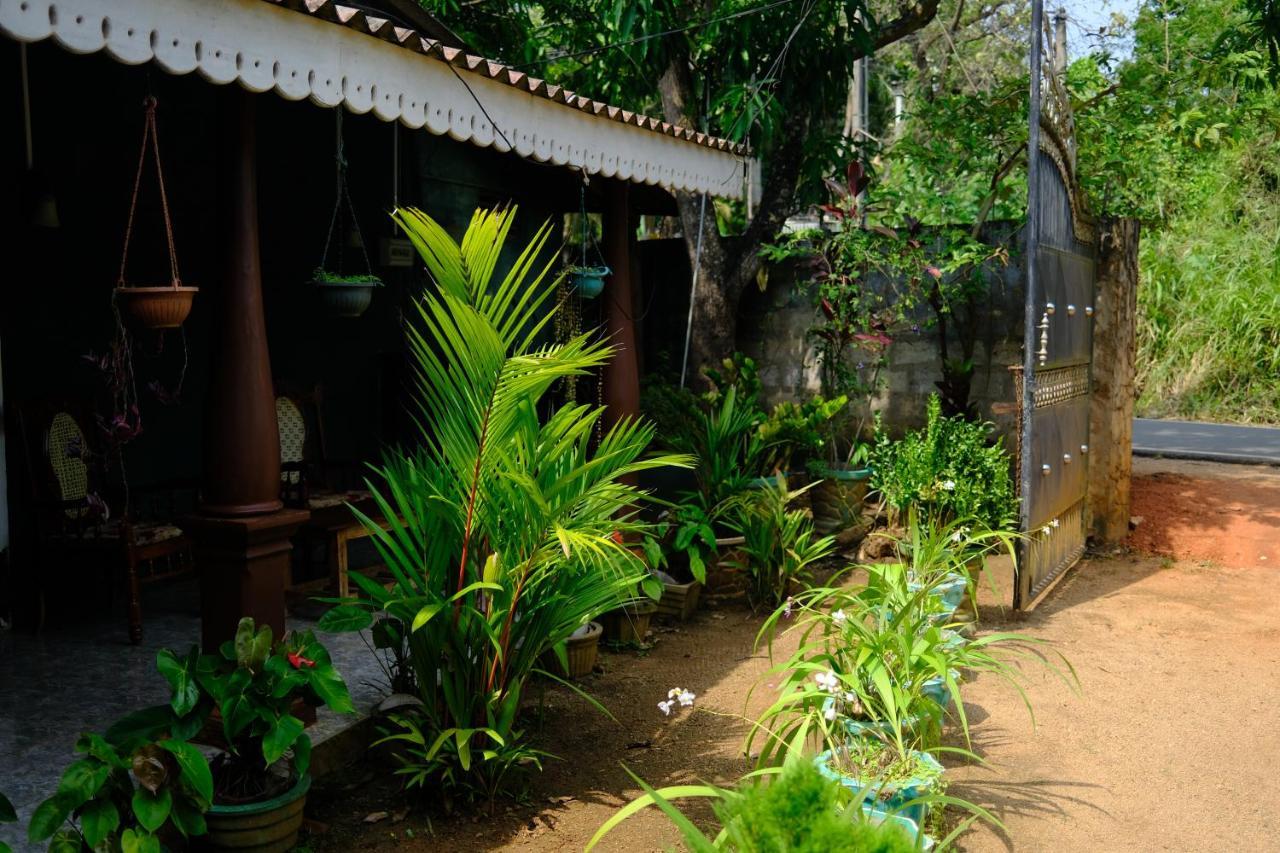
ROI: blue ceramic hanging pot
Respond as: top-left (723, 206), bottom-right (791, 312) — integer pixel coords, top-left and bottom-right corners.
top-left (569, 265), bottom-right (610, 298)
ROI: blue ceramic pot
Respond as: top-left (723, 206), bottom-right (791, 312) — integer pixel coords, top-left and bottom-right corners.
top-left (815, 749), bottom-right (943, 828)
top-left (569, 266), bottom-right (610, 298)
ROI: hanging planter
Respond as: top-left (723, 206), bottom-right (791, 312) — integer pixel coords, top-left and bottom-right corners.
top-left (568, 264), bottom-right (610, 298)
top-left (311, 269), bottom-right (382, 318)
top-left (314, 110), bottom-right (382, 318)
top-left (114, 96), bottom-right (198, 330)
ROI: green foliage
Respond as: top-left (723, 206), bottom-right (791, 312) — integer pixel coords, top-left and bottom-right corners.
top-left (27, 729), bottom-right (211, 851)
top-left (758, 395), bottom-right (848, 473)
top-left (669, 383), bottom-right (766, 513)
top-left (324, 206), bottom-right (685, 802)
top-left (869, 396), bottom-right (1016, 530)
top-left (1134, 142), bottom-right (1280, 423)
top-left (311, 267), bottom-right (382, 285)
top-left (587, 759), bottom-right (920, 852)
top-left (727, 476), bottom-right (836, 611)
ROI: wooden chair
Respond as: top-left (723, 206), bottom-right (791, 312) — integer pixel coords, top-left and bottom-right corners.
top-left (15, 400), bottom-right (194, 644)
top-left (274, 385), bottom-right (378, 600)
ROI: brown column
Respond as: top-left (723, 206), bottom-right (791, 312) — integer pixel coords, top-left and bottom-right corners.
top-left (182, 88), bottom-right (307, 650)
top-left (601, 180), bottom-right (640, 431)
top-left (1088, 218), bottom-right (1140, 544)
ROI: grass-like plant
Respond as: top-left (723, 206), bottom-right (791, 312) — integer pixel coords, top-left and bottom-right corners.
top-left (318, 206), bottom-right (684, 803)
top-left (726, 475), bottom-right (835, 610)
top-left (587, 758), bottom-right (923, 852)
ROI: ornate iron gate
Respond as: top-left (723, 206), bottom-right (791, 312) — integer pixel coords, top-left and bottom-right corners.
top-left (1015, 6), bottom-right (1097, 609)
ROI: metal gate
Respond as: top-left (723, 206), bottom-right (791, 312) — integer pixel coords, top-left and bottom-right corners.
top-left (1014, 6), bottom-right (1097, 609)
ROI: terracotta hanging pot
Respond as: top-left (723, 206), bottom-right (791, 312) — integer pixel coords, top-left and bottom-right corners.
top-left (115, 285), bottom-right (199, 329)
top-left (114, 97), bottom-right (197, 330)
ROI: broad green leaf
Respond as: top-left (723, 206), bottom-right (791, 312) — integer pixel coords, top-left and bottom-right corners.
top-left (104, 705), bottom-right (174, 749)
top-left (411, 603), bottom-right (445, 633)
top-left (131, 786), bottom-right (171, 833)
top-left (158, 740), bottom-right (213, 806)
top-left (156, 647), bottom-right (200, 717)
top-left (316, 605), bottom-right (374, 633)
top-left (169, 796), bottom-right (207, 838)
top-left (0, 792), bottom-right (14, 822)
top-left (262, 714), bottom-right (304, 766)
top-left (27, 793), bottom-right (74, 842)
top-left (56, 759), bottom-right (109, 807)
top-left (48, 829), bottom-right (80, 853)
top-left (121, 828), bottom-right (161, 853)
top-left (79, 798), bottom-right (120, 849)
top-left (293, 732), bottom-right (313, 778)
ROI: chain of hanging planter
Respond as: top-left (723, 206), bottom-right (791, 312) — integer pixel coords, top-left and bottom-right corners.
top-left (113, 96), bottom-right (198, 330)
top-left (312, 109), bottom-right (382, 318)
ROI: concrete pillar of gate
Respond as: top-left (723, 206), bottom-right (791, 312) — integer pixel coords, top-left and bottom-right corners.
top-left (181, 88), bottom-right (307, 651)
top-left (1087, 217), bottom-right (1140, 544)
top-left (601, 180), bottom-right (641, 434)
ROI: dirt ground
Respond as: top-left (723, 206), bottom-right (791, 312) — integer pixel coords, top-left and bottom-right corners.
top-left (308, 459), bottom-right (1280, 852)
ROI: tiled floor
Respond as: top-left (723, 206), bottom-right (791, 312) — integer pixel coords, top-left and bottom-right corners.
top-left (0, 580), bottom-right (386, 852)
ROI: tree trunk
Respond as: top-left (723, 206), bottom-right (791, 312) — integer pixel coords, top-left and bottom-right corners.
top-left (1088, 217), bottom-right (1140, 544)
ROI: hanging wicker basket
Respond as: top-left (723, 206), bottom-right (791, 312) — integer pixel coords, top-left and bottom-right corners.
top-left (114, 97), bottom-right (197, 330)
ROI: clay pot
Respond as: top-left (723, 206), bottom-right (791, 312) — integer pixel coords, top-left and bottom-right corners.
top-left (200, 774), bottom-right (310, 852)
top-left (558, 621), bottom-right (603, 678)
top-left (115, 286), bottom-right (199, 329)
top-left (656, 579), bottom-right (702, 620)
top-left (600, 601), bottom-right (657, 644)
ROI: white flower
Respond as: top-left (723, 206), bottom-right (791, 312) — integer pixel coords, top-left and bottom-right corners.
top-left (677, 689), bottom-right (696, 707)
top-left (823, 704), bottom-right (838, 721)
top-left (832, 609), bottom-right (847, 625)
top-left (941, 480), bottom-right (956, 491)
top-left (1051, 518), bottom-right (1060, 528)
top-left (668, 687), bottom-right (684, 699)
top-left (951, 531), bottom-right (963, 542)
top-left (1042, 525), bottom-right (1053, 535)
top-left (814, 670), bottom-right (839, 693)
top-left (658, 700), bottom-right (674, 716)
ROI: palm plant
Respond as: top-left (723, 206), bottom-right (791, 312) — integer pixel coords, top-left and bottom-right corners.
top-left (727, 475), bottom-right (835, 610)
top-left (320, 206), bottom-right (685, 801)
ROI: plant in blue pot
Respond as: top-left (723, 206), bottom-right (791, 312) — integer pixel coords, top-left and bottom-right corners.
top-left (567, 264), bottom-right (610, 298)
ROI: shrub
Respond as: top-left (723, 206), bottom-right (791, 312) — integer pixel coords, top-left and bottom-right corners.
top-left (869, 395), bottom-right (1016, 529)
top-left (727, 476), bottom-right (835, 610)
top-left (320, 207), bottom-right (682, 803)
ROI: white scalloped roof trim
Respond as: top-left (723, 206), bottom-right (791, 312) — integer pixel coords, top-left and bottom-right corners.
top-left (0, 0), bottom-right (756, 200)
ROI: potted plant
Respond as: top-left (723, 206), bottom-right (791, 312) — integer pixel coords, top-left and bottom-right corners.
top-left (814, 739), bottom-right (944, 830)
top-left (550, 621), bottom-right (603, 678)
top-left (725, 475), bottom-right (835, 612)
top-left (567, 264), bottom-right (610, 298)
top-left (312, 268), bottom-right (383, 318)
top-left (643, 511), bottom-right (711, 620)
top-left (756, 394), bottom-right (848, 497)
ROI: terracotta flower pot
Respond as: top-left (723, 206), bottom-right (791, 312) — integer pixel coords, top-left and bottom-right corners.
top-left (200, 773), bottom-right (310, 853)
top-left (115, 285), bottom-right (199, 329)
top-left (600, 601), bottom-right (657, 644)
top-left (561, 621), bottom-right (602, 678)
top-left (656, 580), bottom-right (702, 620)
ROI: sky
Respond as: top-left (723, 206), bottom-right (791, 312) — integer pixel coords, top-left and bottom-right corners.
top-left (1061, 0), bottom-right (1142, 57)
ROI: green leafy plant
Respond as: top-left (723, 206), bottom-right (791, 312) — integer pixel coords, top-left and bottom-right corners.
top-left (311, 267), bottom-right (382, 285)
top-left (869, 395), bottom-right (1017, 530)
top-left (27, 728), bottom-right (212, 852)
top-left (757, 395), bottom-right (848, 475)
top-left (670, 384), bottom-right (767, 514)
top-left (587, 759), bottom-right (922, 852)
top-left (193, 618), bottom-right (353, 802)
top-left (727, 475), bottom-right (835, 611)
top-left (318, 206), bottom-right (685, 803)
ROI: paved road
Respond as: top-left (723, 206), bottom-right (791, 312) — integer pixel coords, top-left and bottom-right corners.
top-left (1133, 418), bottom-right (1280, 465)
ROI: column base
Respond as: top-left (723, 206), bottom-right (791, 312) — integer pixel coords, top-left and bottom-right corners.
top-left (182, 508), bottom-right (310, 651)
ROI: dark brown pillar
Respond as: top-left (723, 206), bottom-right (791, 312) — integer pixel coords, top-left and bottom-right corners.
top-left (1088, 218), bottom-right (1140, 544)
top-left (182, 88), bottom-right (307, 650)
top-left (602, 181), bottom-right (640, 431)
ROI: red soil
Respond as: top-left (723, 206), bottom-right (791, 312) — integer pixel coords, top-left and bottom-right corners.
top-left (1128, 457), bottom-right (1280, 568)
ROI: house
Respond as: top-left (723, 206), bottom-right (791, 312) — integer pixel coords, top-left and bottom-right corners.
top-left (0, 0), bottom-right (756, 647)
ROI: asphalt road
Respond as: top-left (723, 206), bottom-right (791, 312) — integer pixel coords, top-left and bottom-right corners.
top-left (1133, 418), bottom-right (1280, 465)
